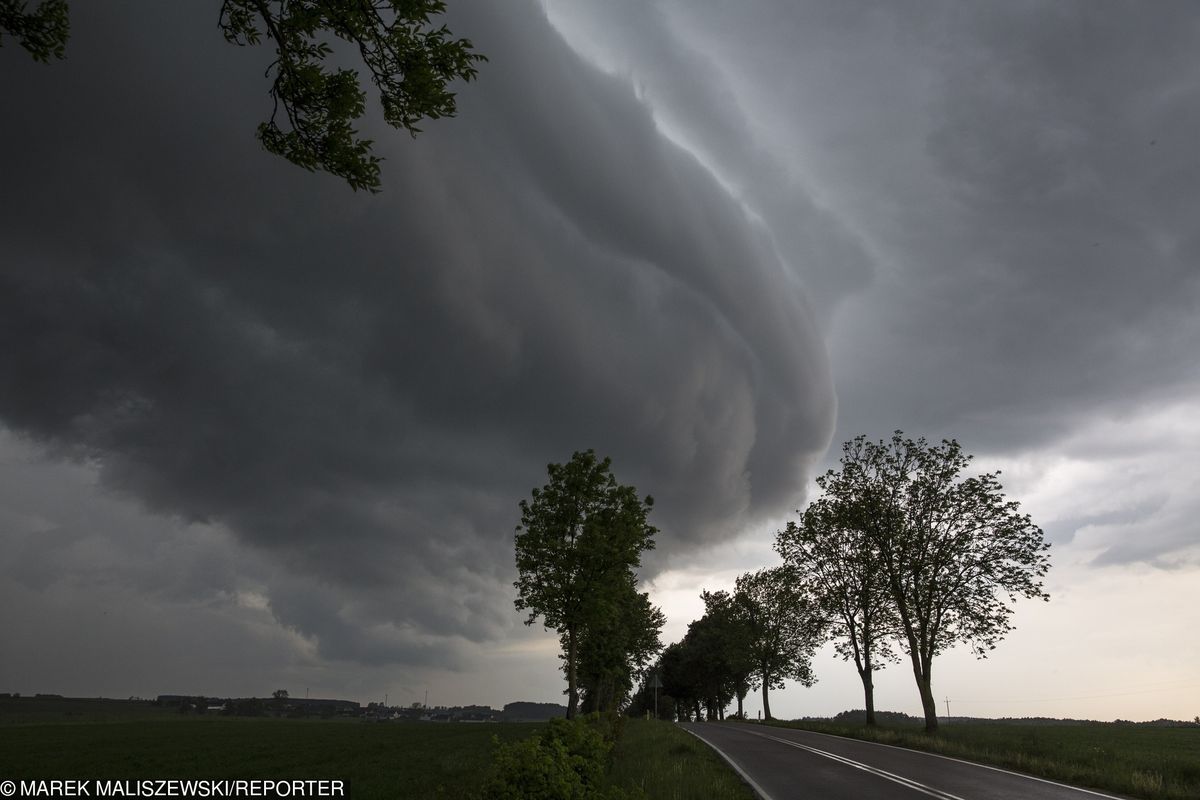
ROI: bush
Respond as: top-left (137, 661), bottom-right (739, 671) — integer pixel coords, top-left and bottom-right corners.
top-left (479, 717), bottom-right (636, 800)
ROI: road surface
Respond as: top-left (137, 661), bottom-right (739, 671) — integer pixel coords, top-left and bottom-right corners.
top-left (679, 722), bottom-right (1131, 800)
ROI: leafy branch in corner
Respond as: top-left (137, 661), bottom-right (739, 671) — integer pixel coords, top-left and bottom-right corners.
top-left (219, 1), bottom-right (485, 192)
top-left (1, 1), bottom-right (485, 192)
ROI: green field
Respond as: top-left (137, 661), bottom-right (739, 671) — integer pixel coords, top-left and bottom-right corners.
top-left (768, 719), bottom-right (1200, 800)
top-left (0, 716), bottom-right (541, 799)
top-left (0, 700), bottom-right (754, 800)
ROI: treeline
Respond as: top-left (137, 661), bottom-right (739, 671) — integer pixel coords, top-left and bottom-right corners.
top-left (625, 568), bottom-right (820, 723)
top-left (631, 433), bottom-right (1052, 733)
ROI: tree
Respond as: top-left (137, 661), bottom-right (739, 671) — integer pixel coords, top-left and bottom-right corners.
top-left (776, 498), bottom-right (899, 726)
top-left (1, 1), bottom-right (485, 192)
top-left (577, 571), bottom-right (665, 714)
top-left (514, 450), bottom-right (659, 719)
top-left (696, 590), bottom-right (755, 719)
top-left (0, 0), bottom-right (68, 62)
top-left (653, 641), bottom-right (697, 721)
top-left (733, 566), bottom-right (824, 721)
top-left (825, 433), bottom-right (1051, 733)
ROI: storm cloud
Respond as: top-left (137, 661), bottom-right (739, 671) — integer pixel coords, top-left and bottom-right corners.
top-left (0, 0), bottom-right (833, 669)
top-left (548, 0), bottom-right (1200, 567)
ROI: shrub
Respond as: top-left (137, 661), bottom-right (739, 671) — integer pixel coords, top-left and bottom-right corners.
top-left (479, 717), bottom-right (634, 800)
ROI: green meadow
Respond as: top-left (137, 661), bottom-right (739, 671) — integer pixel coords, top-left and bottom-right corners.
top-left (0, 716), bottom-right (537, 799)
top-left (0, 703), bottom-right (752, 800)
top-left (768, 719), bottom-right (1200, 800)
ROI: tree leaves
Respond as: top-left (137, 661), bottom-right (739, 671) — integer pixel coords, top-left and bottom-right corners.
top-left (219, 1), bottom-right (485, 192)
top-left (0, 0), bottom-right (69, 62)
top-left (2, 2), bottom-right (485, 191)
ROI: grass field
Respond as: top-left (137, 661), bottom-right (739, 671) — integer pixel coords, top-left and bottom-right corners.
top-left (0, 696), bottom-right (179, 724)
top-left (0, 701), bottom-right (754, 800)
top-left (606, 719), bottom-right (756, 800)
top-left (0, 717), bottom-right (540, 799)
top-left (768, 719), bottom-right (1200, 800)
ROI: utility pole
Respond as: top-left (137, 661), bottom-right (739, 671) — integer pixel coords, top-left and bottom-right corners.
top-left (944, 697), bottom-right (951, 725)
top-left (424, 689), bottom-right (429, 710)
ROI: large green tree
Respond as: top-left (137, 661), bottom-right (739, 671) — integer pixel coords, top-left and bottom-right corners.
top-left (733, 566), bottom-right (824, 721)
top-left (1, 0), bottom-right (484, 192)
top-left (776, 497), bottom-right (899, 726)
top-left (825, 433), bottom-right (1051, 733)
top-left (514, 450), bottom-right (660, 719)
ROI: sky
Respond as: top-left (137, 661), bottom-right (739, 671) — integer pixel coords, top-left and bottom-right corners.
top-left (1, 0), bottom-right (1197, 722)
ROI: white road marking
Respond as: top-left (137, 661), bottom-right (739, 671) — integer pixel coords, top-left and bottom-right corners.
top-left (736, 726), bottom-right (968, 800)
top-left (759, 725), bottom-right (1131, 800)
top-left (682, 725), bottom-right (777, 800)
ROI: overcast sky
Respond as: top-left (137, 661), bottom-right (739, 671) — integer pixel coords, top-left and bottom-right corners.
top-left (2, 0), bottom-right (1197, 721)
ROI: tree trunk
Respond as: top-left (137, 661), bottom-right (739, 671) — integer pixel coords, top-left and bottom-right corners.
top-left (566, 628), bottom-right (578, 720)
top-left (761, 670), bottom-right (772, 721)
top-left (914, 662), bottom-right (938, 734)
top-left (736, 686), bottom-right (745, 720)
top-left (859, 668), bottom-right (876, 726)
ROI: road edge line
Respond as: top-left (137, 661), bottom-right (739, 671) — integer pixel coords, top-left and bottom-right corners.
top-left (680, 724), bottom-right (776, 800)
top-left (750, 724), bottom-right (1130, 800)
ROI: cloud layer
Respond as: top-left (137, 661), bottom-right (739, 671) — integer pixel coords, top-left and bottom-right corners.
top-left (0, 0), bottom-right (834, 671)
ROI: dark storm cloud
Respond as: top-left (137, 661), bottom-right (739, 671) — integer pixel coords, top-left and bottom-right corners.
top-left (549, 0), bottom-right (1200, 566)
top-left (0, 0), bottom-right (833, 667)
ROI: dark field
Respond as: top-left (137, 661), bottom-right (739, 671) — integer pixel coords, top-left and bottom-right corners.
top-left (770, 719), bottom-right (1200, 800)
top-left (0, 700), bottom-right (753, 800)
top-left (0, 714), bottom-right (539, 799)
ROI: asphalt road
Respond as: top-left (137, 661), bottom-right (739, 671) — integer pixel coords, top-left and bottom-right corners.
top-left (678, 722), bottom-right (1132, 800)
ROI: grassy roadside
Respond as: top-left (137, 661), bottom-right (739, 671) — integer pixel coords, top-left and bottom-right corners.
top-left (766, 719), bottom-right (1200, 800)
top-left (603, 718), bottom-right (756, 800)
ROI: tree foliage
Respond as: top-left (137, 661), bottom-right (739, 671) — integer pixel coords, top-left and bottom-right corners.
top-left (1, 1), bottom-right (485, 192)
top-left (0, 0), bottom-right (68, 62)
top-left (818, 432), bottom-right (1051, 732)
top-left (697, 589), bottom-right (756, 718)
top-left (733, 566), bottom-right (824, 721)
top-left (514, 450), bottom-right (662, 719)
top-left (577, 571), bottom-right (665, 715)
top-left (219, 0), bottom-right (484, 192)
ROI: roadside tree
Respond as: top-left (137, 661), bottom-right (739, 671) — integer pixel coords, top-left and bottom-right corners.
top-left (733, 566), bottom-right (824, 721)
top-left (775, 498), bottom-right (899, 726)
top-left (824, 433), bottom-right (1051, 733)
top-left (577, 571), bottom-right (665, 714)
top-left (514, 450), bottom-right (659, 719)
